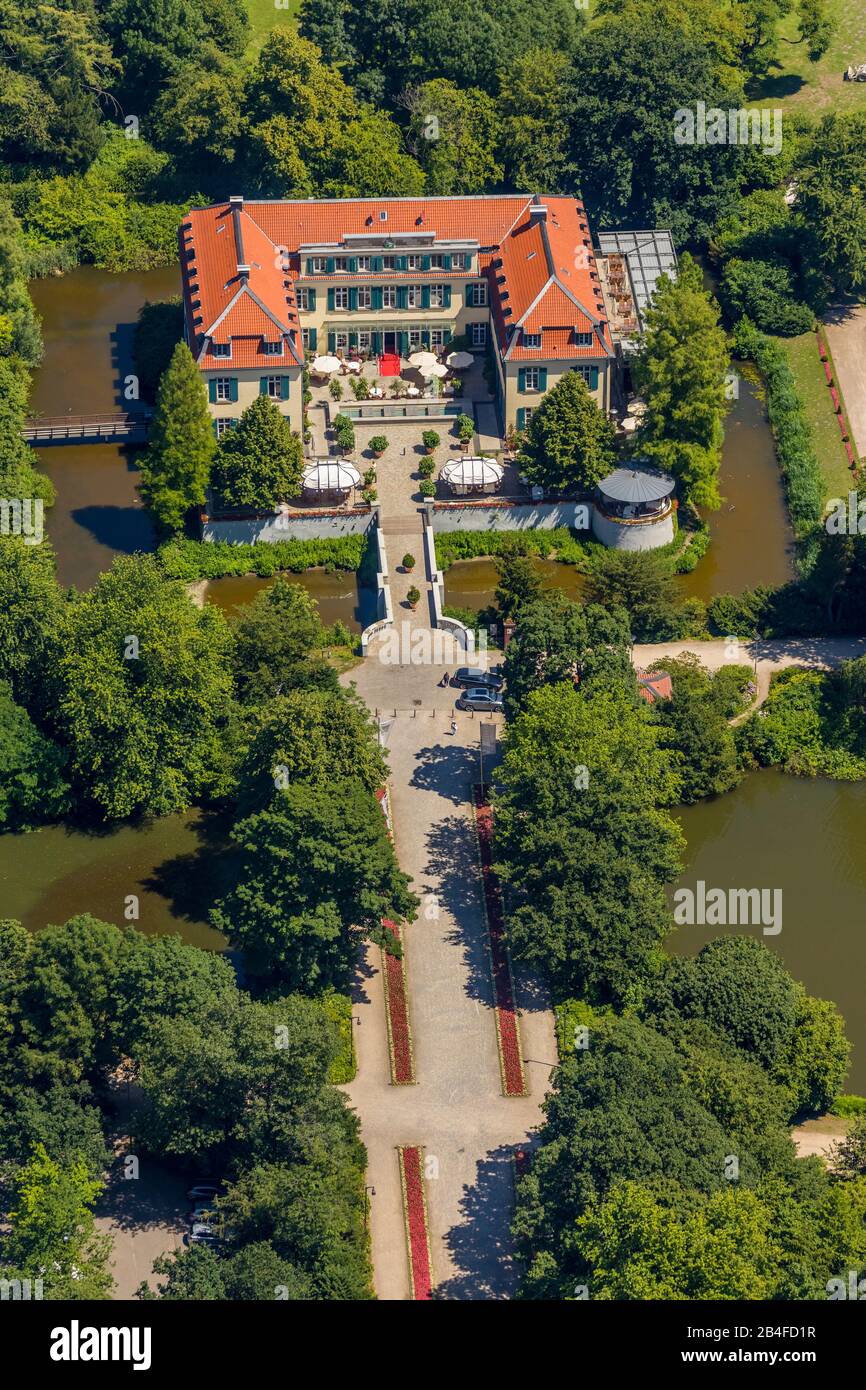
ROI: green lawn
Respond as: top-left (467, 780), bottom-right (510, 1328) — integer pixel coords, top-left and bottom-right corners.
top-left (245, 0), bottom-right (301, 55)
top-left (755, 0), bottom-right (866, 114)
top-left (774, 331), bottom-right (852, 500)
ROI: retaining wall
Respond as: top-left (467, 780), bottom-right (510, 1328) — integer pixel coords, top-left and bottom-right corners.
top-left (202, 505), bottom-right (375, 544)
top-left (427, 500), bottom-right (591, 533)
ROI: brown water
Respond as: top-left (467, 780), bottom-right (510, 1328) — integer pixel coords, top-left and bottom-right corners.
top-left (28, 265), bottom-right (179, 588)
top-left (680, 375), bottom-right (796, 602)
top-left (444, 377), bottom-right (795, 612)
top-left (671, 769), bottom-right (866, 1092)
top-left (0, 811), bottom-right (227, 951)
top-left (203, 569), bottom-right (377, 632)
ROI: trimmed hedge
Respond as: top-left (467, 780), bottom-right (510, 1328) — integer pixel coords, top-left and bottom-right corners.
top-left (158, 535), bottom-right (367, 580)
top-left (734, 319), bottom-right (824, 538)
top-left (323, 991), bottom-right (356, 1084)
top-left (434, 526), bottom-right (596, 571)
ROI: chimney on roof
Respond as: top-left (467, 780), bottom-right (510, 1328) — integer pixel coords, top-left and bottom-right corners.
top-left (529, 204), bottom-right (548, 224)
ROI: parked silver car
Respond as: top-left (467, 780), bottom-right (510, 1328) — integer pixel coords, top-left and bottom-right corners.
top-left (455, 687), bottom-right (504, 712)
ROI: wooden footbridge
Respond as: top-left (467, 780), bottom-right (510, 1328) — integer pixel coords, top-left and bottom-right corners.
top-left (23, 412), bottom-right (153, 445)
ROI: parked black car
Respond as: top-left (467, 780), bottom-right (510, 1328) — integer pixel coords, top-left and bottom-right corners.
top-left (451, 667), bottom-right (503, 691)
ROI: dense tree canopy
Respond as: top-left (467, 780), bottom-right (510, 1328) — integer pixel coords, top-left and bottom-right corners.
top-left (517, 372), bottom-right (617, 493)
top-left (140, 339), bottom-right (215, 534)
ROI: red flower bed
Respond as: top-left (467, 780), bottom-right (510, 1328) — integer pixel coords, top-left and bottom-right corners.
top-left (398, 1146), bottom-right (433, 1299)
top-left (382, 918), bottom-right (415, 1084)
top-left (473, 786), bottom-right (527, 1097)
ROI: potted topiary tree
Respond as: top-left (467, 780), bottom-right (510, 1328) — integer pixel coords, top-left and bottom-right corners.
top-left (332, 414), bottom-right (355, 454)
top-left (402, 552), bottom-right (416, 572)
top-left (420, 478), bottom-right (436, 498)
top-left (369, 435), bottom-right (388, 457)
top-left (456, 413), bottom-right (475, 449)
top-left (329, 377), bottom-right (343, 400)
top-left (406, 584), bottom-right (421, 609)
top-left (418, 457), bottom-right (435, 479)
top-left (422, 429), bottom-right (440, 455)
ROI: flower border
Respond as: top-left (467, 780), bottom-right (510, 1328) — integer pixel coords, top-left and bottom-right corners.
top-left (472, 785), bottom-right (527, 1098)
top-left (397, 1145), bottom-right (434, 1300)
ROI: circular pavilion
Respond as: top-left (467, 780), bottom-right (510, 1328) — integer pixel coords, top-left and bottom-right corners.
top-left (440, 456), bottom-right (504, 496)
top-left (301, 460), bottom-right (361, 502)
top-left (591, 465), bottom-right (676, 550)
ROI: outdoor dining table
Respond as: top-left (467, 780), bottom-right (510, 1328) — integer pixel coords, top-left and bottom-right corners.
top-left (344, 360), bottom-right (362, 373)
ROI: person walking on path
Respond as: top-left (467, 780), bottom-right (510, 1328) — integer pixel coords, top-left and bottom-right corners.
top-left (450, 718), bottom-right (457, 735)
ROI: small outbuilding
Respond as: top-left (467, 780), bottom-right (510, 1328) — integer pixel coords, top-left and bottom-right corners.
top-left (301, 460), bottom-right (361, 501)
top-left (440, 456), bottom-right (504, 496)
top-left (591, 464), bottom-right (676, 551)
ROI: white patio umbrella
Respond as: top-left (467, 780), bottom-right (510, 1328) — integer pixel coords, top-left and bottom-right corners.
top-left (408, 350), bottom-right (438, 369)
top-left (424, 363), bottom-right (449, 378)
top-left (406, 385), bottom-right (421, 396)
top-left (301, 461), bottom-right (361, 494)
top-left (446, 350), bottom-right (473, 369)
top-left (311, 354), bottom-right (341, 374)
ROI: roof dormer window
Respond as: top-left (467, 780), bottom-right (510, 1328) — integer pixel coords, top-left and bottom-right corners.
top-left (211, 340), bottom-right (232, 357)
top-left (523, 332), bottom-right (542, 349)
top-left (262, 340), bottom-right (284, 356)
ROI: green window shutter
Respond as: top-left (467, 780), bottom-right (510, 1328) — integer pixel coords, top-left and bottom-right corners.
top-left (348, 257), bottom-right (357, 274)
top-left (443, 254), bottom-right (452, 270)
top-left (281, 376), bottom-right (290, 400)
top-left (465, 286), bottom-right (473, 307)
top-left (327, 288), bottom-right (335, 312)
top-left (397, 286), bottom-right (408, 310)
top-left (371, 286), bottom-right (383, 310)
top-left (518, 368), bottom-right (527, 392)
top-left (326, 257), bottom-right (335, 274)
top-left (309, 327), bottom-right (317, 350)
top-left (208, 379), bottom-right (216, 404)
top-left (399, 331), bottom-right (409, 355)
top-left (538, 368), bottom-right (548, 391)
top-left (259, 376), bottom-right (268, 395)
top-left (229, 378), bottom-right (238, 403)
top-left (397, 255), bottom-right (407, 272)
top-left (373, 256), bottom-right (383, 273)
top-left (308, 288), bottom-right (316, 312)
top-left (517, 408), bottom-right (526, 430)
top-left (421, 286), bottom-right (430, 310)
top-left (328, 332), bottom-right (336, 352)
top-left (421, 329), bottom-right (430, 346)
top-left (349, 332), bottom-right (358, 348)
top-left (371, 331), bottom-right (381, 353)
top-left (590, 366), bottom-right (599, 390)
top-left (212, 420), bottom-right (219, 439)
top-left (464, 253), bottom-right (473, 272)
top-left (443, 286), bottom-right (451, 308)
top-left (422, 254), bottom-right (431, 271)
top-left (305, 258), bottom-right (314, 275)
top-left (349, 287), bottom-right (358, 311)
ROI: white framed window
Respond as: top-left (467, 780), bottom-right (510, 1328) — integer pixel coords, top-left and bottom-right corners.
top-left (382, 285), bottom-right (397, 309)
top-left (296, 288), bottom-right (309, 311)
top-left (408, 326), bottom-right (423, 348)
top-left (431, 327), bottom-right (446, 348)
top-left (573, 365), bottom-right (594, 384)
top-left (357, 287), bottom-right (372, 310)
top-left (430, 253), bottom-right (444, 269)
top-left (522, 332), bottom-right (542, 349)
top-left (215, 417), bottom-right (235, 438)
top-left (335, 330), bottom-right (349, 350)
top-left (524, 366), bottom-right (541, 390)
top-left (211, 340), bottom-right (231, 357)
top-left (334, 287), bottom-right (350, 310)
top-left (382, 255), bottom-right (396, 270)
top-left (302, 328), bottom-right (312, 349)
top-left (333, 257), bottom-right (348, 272)
top-left (357, 255), bottom-right (372, 271)
top-left (407, 284), bottom-right (423, 308)
top-left (468, 283), bottom-right (487, 307)
top-left (452, 252), bottom-right (467, 270)
top-left (358, 330), bottom-right (372, 350)
top-left (215, 377), bottom-right (232, 402)
top-left (471, 322), bottom-right (487, 347)
top-left (310, 256), bottom-right (327, 273)
top-left (406, 254), bottom-right (422, 270)
top-left (429, 284), bottom-right (445, 308)
top-left (575, 331), bottom-right (593, 346)
top-left (262, 340), bottom-right (283, 356)
top-left (265, 376), bottom-right (283, 398)
top-left (522, 407), bottom-right (535, 426)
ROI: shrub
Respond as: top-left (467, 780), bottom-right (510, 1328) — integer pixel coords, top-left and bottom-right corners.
top-left (368, 435), bottom-right (388, 454)
top-left (402, 553), bottom-right (416, 570)
top-left (157, 535), bottom-right (367, 580)
top-left (361, 486), bottom-right (377, 503)
top-left (406, 584), bottom-right (421, 608)
top-left (332, 414), bottom-right (355, 452)
top-left (419, 479), bottom-right (436, 497)
top-left (418, 458), bottom-right (435, 478)
top-left (422, 429), bottom-right (440, 452)
top-left (455, 413), bottom-right (475, 444)
top-left (329, 377), bottom-right (343, 399)
top-left (830, 1095), bottom-right (866, 1117)
top-left (720, 258), bottom-right (814, 336)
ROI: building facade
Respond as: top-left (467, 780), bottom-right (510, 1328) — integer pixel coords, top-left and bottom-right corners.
top-left (180, 194), bottom-right (616, 439)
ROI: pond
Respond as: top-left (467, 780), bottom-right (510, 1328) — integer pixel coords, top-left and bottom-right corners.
top-left (442, 375), bottom-right (795, 613)
top-left (0, 810), bottom-right (227, 952)
top-left (28, 264), bottom-right (179, 588)
top-left (671, 769), bottom-right (866, 1092)
top-left (202, 569), bottom-right (377, 633)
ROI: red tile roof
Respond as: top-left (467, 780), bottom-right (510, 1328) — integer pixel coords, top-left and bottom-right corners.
top-left (181, 195), bottom-right (612, 372)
